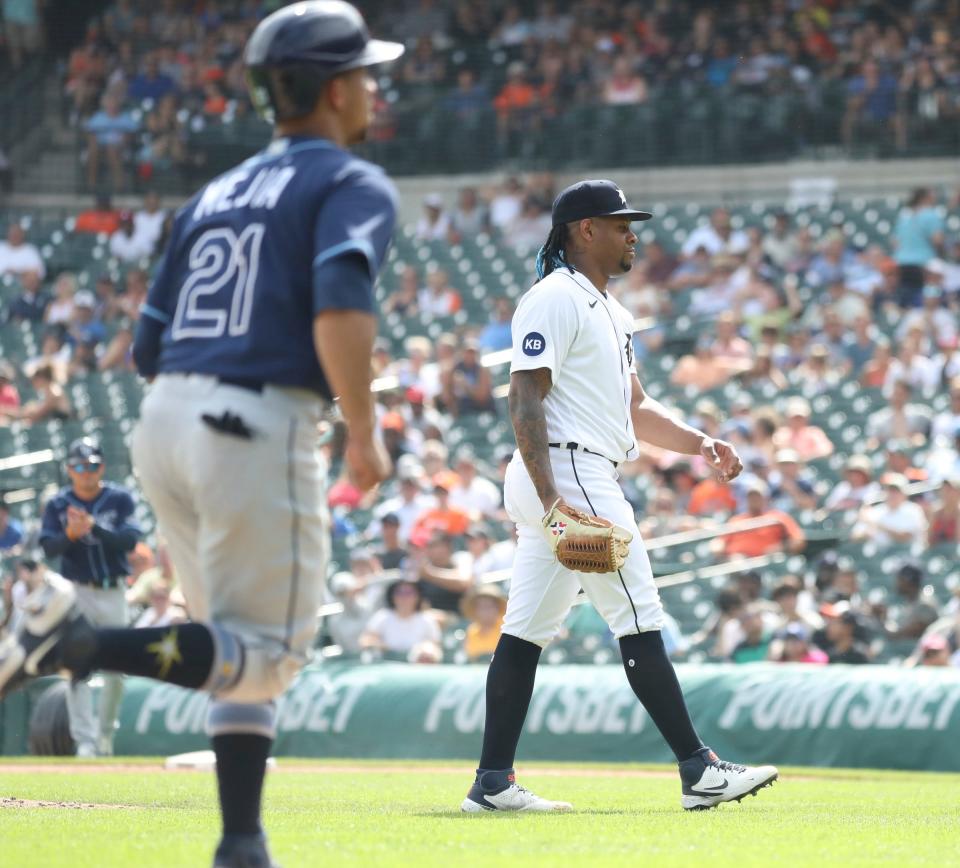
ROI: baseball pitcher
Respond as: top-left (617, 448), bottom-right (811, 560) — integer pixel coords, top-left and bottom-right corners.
top-left (461, 180), bottom-right (778, 813)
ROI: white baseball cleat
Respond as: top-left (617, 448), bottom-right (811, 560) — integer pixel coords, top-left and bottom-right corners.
top-left (461, 768), bottom-right (572, 812)
top-left (76, 743), bottom-right (98, 759)
top-left (679, 748), bottom-right (778, 810)
top-left (0, 573), bottom-right (82, 700)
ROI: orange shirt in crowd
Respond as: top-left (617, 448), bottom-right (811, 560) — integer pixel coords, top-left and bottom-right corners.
top-left (493, 81), bottom-right (537, 116)
top-left (861, 362), bottom-right (889, 388)
top-left (74, 209), bottom-right (121, 235)
top-left (464, 618), bottom-right (503, 659)
top-left (409, 507), bottom-right (471, 547)
top-left (722, 509), bottom-right (805, 558)
top-left (204, 94), bottom-right (227, 116)
top-left (688, 479), bottom-right (738, 516)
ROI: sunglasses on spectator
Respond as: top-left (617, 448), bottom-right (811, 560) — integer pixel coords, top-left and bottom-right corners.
top-left (70, 462), bottom-right (101, 473)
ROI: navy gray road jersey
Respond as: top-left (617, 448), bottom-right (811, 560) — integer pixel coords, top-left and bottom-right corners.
top-left (140, 135), bottom-right (398, 398)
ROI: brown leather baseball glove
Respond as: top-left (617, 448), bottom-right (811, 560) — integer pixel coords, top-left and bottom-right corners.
top-left (541, 498), bottom-right (632, 573)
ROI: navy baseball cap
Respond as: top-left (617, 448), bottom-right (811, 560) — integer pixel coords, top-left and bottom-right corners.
top-left (777, 623), bottom-right (810, 642)
top-left (67, 437), bottom-right (103, 465)
top-left (551, 179), bottom-right (652, 227)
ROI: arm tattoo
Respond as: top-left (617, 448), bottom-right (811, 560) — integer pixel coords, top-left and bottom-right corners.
top-left (509, 369), bottom-right (558, 509)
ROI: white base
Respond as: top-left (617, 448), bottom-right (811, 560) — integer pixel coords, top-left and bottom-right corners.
top-left (164, 750), bottom-right (277, 771)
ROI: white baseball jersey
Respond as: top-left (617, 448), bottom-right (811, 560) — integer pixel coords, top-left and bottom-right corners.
top-left (510, 268), bottom-right (638, 464)
top-left (503, 266), bottom-right (662, 647)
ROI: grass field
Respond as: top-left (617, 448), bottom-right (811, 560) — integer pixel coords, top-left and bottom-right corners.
top-left (0, 758), bottom-right (956, 867)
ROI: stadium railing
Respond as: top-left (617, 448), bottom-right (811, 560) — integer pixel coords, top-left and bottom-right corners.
top-left (0, 59), bottom-right (49, 156)
top-left (81, 85), bottom-right (960, 197)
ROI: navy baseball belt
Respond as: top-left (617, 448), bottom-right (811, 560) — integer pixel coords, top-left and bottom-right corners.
top-left (217, 376), bottom-right (265, 394)
top-left (73, 577), bottom-right (125, 590)
top-left (215, 377), bottom-right (329, 404)
top-left (548, 442), bottom-right (619, 467)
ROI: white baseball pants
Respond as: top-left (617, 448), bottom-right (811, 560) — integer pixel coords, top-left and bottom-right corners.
top-left (501, 448), bottom-right (663, 647)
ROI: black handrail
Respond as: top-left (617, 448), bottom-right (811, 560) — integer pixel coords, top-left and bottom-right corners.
top-left (0, 59), bottom-right (48, 155)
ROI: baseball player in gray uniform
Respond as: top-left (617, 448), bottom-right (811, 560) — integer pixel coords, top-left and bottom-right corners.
top-left (462, 180), bottom-right (778, 813)
top-left (0, 3), bottom-right (402, 866)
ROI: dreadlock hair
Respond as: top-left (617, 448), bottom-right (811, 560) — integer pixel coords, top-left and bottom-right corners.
top-left (535, 223), bottom-right (575, 280)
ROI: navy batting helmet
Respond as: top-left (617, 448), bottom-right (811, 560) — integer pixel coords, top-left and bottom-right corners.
top-left (245, 0), bottom-right (404, 122)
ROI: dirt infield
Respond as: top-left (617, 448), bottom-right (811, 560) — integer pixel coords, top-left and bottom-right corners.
top-left (0, 762), bottom-right (677, 778)
top-left (0, 761), bottom-right (874, 784)
top-left (1, 760), bottom-right (936, 783)
top-left (0, 796), bottom-right (134, 810)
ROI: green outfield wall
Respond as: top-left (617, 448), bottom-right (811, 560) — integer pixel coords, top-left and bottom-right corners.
top-left (3, 663), bottom-right (959, 770)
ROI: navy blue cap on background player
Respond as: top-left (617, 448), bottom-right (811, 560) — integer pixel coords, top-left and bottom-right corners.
top-left (245, 0), bottom-right (405, 122)
top-left (551, 180), bottom-right (653, 226)
top-left (66, 437), bottom-right (104, 466)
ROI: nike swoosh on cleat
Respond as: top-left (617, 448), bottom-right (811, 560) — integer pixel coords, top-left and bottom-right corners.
top-left (689, 779), bottom-right (729, 795)
top-left (24, 633), bottom-right (61, 676)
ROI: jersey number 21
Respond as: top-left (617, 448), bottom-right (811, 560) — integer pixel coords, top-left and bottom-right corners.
top-left (172, 224), bottom-right (266, 340)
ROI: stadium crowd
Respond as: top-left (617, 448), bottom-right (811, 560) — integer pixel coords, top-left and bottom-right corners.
top-left (1, 171), bottom-right (960, 670)
top-left (0, 191), bottom-right (163, 414)
top-left (2, 0), bottom-right (960, 671)
top-left (57, 0), bottom-right (960, 191)
top-left (0, 0), bottom-right (46, 71)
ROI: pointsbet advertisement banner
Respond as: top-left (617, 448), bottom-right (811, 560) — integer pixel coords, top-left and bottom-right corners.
top-left (102, 663), bottom-right (960, 771)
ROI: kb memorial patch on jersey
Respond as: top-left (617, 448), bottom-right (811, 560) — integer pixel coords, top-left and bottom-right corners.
top-left (522, 332), bottom-right (546, 356)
